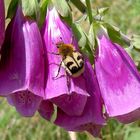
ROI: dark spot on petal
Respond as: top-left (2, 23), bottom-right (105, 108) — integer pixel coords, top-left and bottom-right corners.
top-left (28, 97), bottom-right (32, 104)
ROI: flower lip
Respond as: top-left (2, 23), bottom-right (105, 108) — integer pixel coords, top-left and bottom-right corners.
top-left (7, 90), bottom-right (42, 117)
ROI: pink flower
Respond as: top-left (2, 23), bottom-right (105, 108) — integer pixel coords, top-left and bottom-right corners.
top-left (95, 34), bottom-right (140, 123)
top-left (0, 7), bottom-right (44, 116)
top-left (41, 7), bottom-right (89, 116)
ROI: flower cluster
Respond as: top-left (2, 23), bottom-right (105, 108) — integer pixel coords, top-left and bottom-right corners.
top-left (39, 7), bottom-right (105, 136)
top-left (1, 1), bottom-right (140, 137)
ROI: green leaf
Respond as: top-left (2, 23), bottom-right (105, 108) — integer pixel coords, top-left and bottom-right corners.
top-left (70, 0), bottom-right (86, 14)
top-left (104, 23), bottom-right (127, 46)
top-left (88, 23), bottom-right (95, 50)
top-left (72, 23), bottom-right (94, 63)
top-left (6, 0), bottom-right (19, 19)
top-left (132, 35), bottom-right (140, 49)
top-left (60, 14), bottom-right (72, 27)
top-left (75, 13), bottom-right (87, 24)
top-left (131, 48), bottom-right (140, 64)
top-left (126, 128), bottom-right (140, 140)
top-left (97, 7), bottom-right (109, 15)
top-left (21, 0), bottom-right (40, 19)
top-left (125, 45), bottom-right (140, 66)
top-left (39, 0), bottom-right (50, 27)
top-left (137, 62), bottom-right (140, 71)
top-left (72, 23), bottom-right (87, 49)
top-left (82, 45), bottom-right (94, 64)
top-left (93, 7), bottom-right (109, 21)
top-left (52, 0), bottom-right (71, 17)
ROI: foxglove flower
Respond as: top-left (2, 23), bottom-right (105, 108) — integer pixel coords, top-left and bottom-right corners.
top-left (95, 34), bottom-right (140, 123)
top-left (41, 7), bottom-right (89, 116)
top-left (40, 7), bottom-right (105, 136)
top-left (0, 0), bottom-right (5, 49)
top-left (0, 7), bottom-right (44, 116)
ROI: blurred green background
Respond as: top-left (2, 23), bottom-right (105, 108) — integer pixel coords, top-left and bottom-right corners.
top-left (1, 0), bottom-right (140, 140)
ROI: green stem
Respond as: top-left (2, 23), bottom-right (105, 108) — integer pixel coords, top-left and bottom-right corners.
top-left (85, 0), bottom-right (93, 24)
top-left (70, 0), bottom-right (86, 13)
top-left (109, 120), bottom-right (114, 140)
top-left (138, 62), bottom-right (140, 71)
top-left (120, 32), bottom-right (131, 46)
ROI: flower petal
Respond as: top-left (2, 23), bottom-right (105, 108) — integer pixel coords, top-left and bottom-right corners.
top-left (55, 94), bottom-right (104, 130)
top-left (116, 108), bottom-right (140, 123)
top-left (72, 124), bottom-right (102, 137)
top-left (7, 91), bottom-right (42, 116)
top-left (38, 100), bottom-right (54, 120)
top-left (0, 7), bottom-right (45, 98)
top-left (95, 35), bottom-right (140, 118)
top-left (51, 92), bottom-right (87, 116)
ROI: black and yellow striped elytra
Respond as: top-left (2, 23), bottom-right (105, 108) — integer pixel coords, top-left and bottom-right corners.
top-left (55, 41), bottom-right (85, 78)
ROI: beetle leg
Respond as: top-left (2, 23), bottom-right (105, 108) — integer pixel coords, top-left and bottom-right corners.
top-left (47, 51), bottom-right (60, 55)
top-left (53, 60), bottom-right (63, 79)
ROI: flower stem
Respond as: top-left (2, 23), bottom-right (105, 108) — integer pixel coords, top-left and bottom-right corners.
top-left (109, 120), bottom-right (114, 140)
top-left (68, 132), bottom-right (77, 140)
top-left (85, 0), bottom-right (93, 24)
top-left (120, 32), bottom-right (131, 46)
top-left (70, 0), bottom-right (86, 13)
